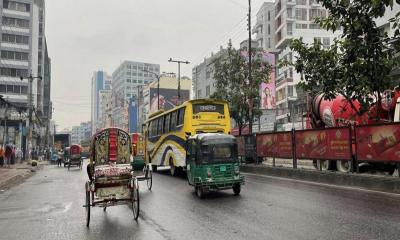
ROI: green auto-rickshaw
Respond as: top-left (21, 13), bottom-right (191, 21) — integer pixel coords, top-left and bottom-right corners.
top-left (186, 133), bottom-right (244, 198)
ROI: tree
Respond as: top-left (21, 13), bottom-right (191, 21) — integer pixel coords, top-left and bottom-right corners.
top-left (211, 42), bottom-right (272, 135)
top-left (283, 0), bottom-right (400, 119)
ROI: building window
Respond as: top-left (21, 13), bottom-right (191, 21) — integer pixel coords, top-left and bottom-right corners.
top-left (287, 8), bottom-right (293, 18)
top-left (296, 0), bottom-right (307, 5)
top-left (268, 11), bottom-right (270, 21)
top-left (2, 17), bottom-right (29, 28)
top-left (206, 86), bottom-right (210, 97)
top-left (314, 37), bottom-right (322, 44)
top-left (323, 37), bottom-right (330, 48)
top-left (126, 79), bottom-right (131, 83)
top-left (2, 34), bottom-right (29, 44)
top-left (268, 24), bottom-right (271, 34)
top-left (288, 85), bottom-right (294, 97)
top-left (1, 50), bottom-right (29, 61)
top-left (309, 9), bottom-right (326, 21)
top-left (268, 38), bottom-right (271, 49)
top-left (309, 23), bottom-right (320, 29)
top-left (138, 80), bottom-right (142, 84)
top-left (295, 8), bottom-right (307, 21)
top-left (0, 67), bottom-right (28, 77)
top-left (197, 90), bottom-right (202, 98)
top-left (295, 23), bottom-right (307, 29)
top-left (3, 1), bottom-right (30, 12)
top-left (287, 23), bottom-right (293, 35)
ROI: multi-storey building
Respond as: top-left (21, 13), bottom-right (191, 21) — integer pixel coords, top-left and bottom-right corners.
top-left (268, 0), bottom-right (340, 130)
top-left (111, 61), bottom-right (160, 130)
top-left (71, 121), bottom-right (91, 145)
top-left (90, 70), bottom-right (111, 133)
top-left (192, 46), bottom-right (227, 99)
top-left (0, 0), bottom-right (50, 150)
top-left (253, 2), bottom-right (276, 51)
top-left (98, 89), bottom-right (112, 129)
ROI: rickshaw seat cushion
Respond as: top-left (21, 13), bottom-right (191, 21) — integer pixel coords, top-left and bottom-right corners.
top-left (94, 164), bottom-right (132, 178)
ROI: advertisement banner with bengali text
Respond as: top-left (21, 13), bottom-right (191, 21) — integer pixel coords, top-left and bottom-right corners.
top-left (295, 128), bottom-right (352, 160)
top-left (356, 123), bottom-right (400, 162)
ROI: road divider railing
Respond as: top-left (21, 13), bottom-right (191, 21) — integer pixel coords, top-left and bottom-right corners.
top-left (236, 122), bottom-right (400, 177)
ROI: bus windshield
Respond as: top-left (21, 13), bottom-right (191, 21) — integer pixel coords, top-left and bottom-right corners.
top-left (200, 144), bottom-right (238, 163)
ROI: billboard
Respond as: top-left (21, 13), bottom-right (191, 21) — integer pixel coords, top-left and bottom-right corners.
top-left (128, 97), bottom-right (137, 133)
top-left (295, 127), bottom-right (352, 161)
top-left (260, 52), bottom-right (276, 110)
top-left (149, 88), bottom-right (190, 113)
top-left (356, 123), bottom-right (400, 162)
top-left (256, 131), bottom-right (293, 158)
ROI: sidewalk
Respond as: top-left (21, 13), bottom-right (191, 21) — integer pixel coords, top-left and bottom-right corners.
top-left (0, 160), bottom-right (48, 191)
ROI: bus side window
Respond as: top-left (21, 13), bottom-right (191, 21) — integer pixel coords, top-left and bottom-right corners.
top-left (178, 108), bottom-right (185, 126)
top-left (165, 114), bottom-right (170, 133)
top-left (170, 111), bottom-right (177, 131)
top-left (157, 117), bottom-right (164, 136)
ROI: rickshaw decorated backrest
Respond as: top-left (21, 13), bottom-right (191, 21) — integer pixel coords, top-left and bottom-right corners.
top-left (92, 128), bottom-right (131, 165)
top-left (70, 145), bottom-right (81, 155)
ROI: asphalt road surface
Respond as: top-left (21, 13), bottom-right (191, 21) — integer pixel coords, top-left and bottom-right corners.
top-left (1, 161), bottom-right (400, 240)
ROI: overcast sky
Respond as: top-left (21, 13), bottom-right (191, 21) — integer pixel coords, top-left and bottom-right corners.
top-left (46, 0), bottom-right (268, 130)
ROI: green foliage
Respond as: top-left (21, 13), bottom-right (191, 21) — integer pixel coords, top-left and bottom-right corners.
top-left (211, 42), bottom-right (272, 134)
top-left (283, 0), bottom-right (400, 115)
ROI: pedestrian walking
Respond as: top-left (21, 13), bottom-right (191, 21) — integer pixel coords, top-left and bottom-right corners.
top-left (57, 150), bottom-right (63, 167)
top-left (0, 145), bottom-right (4, 167)
top-left (4, 144), bottom-right (12, 168)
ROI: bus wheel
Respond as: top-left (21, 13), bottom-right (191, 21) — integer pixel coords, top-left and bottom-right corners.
top-left (336, 160), bottom-right (352, 173)
top-left (169, 158), bottom-right (176, 176)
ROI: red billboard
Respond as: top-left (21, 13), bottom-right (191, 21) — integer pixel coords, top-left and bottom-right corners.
top-left (356, 123), bottom-right (400, 162)
top-left (256, 131), bottom-right (293, 158)
top-left (276, 132), bottom-right (293, 158)
top-left (256, 133), bottom-right (276, 157)
top-left (295, 127), bottom-right (352, 160)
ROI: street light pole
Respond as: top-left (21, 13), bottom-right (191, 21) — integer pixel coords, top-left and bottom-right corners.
top-left (168, 58), bottom-right (190, 103)
top-left (20, 74), bottom-right (42, 160)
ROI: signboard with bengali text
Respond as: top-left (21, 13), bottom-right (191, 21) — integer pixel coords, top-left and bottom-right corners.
top-left (355, 123), bottom-right (400, 162)
top-left (295, 127), bottom-right (352, 160)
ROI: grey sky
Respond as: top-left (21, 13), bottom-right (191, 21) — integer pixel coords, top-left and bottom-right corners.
top-left (46, 0), bottom-right (267, 130)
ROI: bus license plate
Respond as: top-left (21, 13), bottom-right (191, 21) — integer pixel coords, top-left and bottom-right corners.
top-left (220, 166), bottom-right (226, 172)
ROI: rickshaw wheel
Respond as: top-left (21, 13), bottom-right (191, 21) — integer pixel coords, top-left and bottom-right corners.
top-left (195, 187), bottom-right (204, 199)
top-left (131, 180), bottom-right (140, 220)
top-left (85, 182), bottom-right (91, 227)
top-left (146, 169), bottom-right (152, 190)
top-left (233, 184), bottom-right (241, 196)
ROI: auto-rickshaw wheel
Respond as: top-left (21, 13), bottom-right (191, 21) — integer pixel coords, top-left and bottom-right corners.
top-left (233, 183), bottom-right (241, 196)
top-left (195, 186), bottom-right (204, 198)
top-left (85, 182), bottom-right (91, 227)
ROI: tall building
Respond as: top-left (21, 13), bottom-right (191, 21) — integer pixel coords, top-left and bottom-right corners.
top-left (90, 71), bottom-right (111, 133)
top-left (269, 0), bottom-right (340, 130)
top-left (0, 0), bottom-right (50, 149)
top-left (253, 2), bottom-right (276, 51)
top-left (192, 46), bottom-right (227, 99)
top-left (71, 121), bottom-right (91, 145)
top-left (111, 61), bottom-right (160, 130)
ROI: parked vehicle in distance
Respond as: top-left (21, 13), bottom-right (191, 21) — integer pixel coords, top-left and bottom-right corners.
top-left (68, 144), bottom-right (82, 170)
top-left (186, 133), bottom-right (244, 198)
top-left (144, 99), bottom-right (231, 176)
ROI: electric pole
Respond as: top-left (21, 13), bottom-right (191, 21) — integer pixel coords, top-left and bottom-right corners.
top-left (248, 0), bottom-right (253, 134)
top-left (168, 58), bottom-right (190, 104)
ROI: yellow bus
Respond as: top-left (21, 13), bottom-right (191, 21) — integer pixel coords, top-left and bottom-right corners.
top-left (144, 99), bottom-right (231, 175)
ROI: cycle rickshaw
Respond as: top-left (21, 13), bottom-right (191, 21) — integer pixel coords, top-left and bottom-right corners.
top-left (84, 128), bottom-right (140, 227)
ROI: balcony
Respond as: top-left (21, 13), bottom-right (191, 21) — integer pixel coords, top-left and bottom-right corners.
top-left (286, 0), bottom-right (296, 5)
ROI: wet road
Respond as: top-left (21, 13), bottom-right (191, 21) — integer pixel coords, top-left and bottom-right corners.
top-left (1, 161), bottom-right (400, 240)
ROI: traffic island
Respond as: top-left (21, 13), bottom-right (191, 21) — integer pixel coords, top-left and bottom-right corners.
top-left (241, 164), bottom-right (400, 194)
